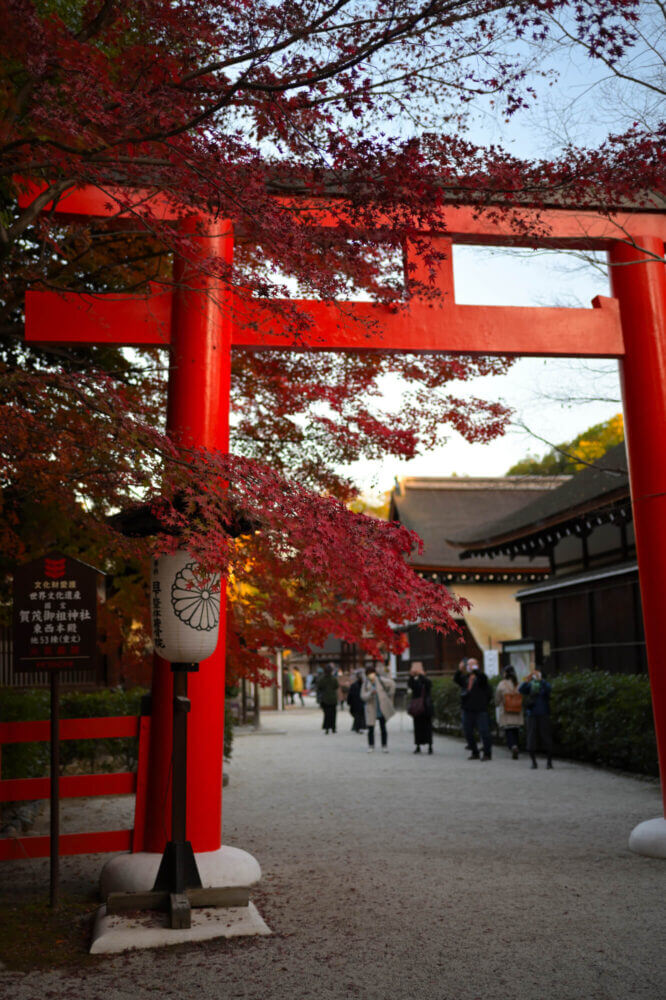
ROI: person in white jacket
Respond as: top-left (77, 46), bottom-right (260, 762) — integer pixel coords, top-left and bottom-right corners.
top-left (361, 664), bottom-right (396, 753)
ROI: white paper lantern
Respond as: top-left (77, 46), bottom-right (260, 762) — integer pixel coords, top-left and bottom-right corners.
top-left (151, 551), bottom-right (221, 663)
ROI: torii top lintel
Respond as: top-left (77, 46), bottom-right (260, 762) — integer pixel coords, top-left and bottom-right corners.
top-left (21, 181), bottom-right (666, 358)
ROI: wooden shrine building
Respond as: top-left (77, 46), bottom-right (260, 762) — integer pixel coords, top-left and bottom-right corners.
top-left (388, 475), bottom-right (567, 673)
top-left (449, 444), bottom-right (644, 675)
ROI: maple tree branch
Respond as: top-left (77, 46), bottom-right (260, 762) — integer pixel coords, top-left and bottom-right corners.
top-left (75, 0), bottom-right (118, 43)
top-left (182, 0), bottom-right (513, 83)
top-left (547, 14), bottom-right (665, 98)
top-left (4, 179), bottom-right (76, 249)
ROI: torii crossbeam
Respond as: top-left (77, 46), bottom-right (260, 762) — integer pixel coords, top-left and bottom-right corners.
top-left (21, 182), bottom-right (666, 866)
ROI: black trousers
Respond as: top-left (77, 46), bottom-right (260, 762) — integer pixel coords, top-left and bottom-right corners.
top-left (526, 715), bottom-right (552, 755)
top-left (504, 727), bottom-right (520, 750)
top-left (464, 710), bottom-right (492, 757)
top-left (367, 716), bottom-right (387, 747)
top-left (351, 707), bottom-right (366, 731)
top-left (322, 704), bottom-right (337, 732)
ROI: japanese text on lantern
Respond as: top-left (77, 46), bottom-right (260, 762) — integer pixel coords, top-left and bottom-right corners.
top-left (152, 578), bottom-right (164, 648)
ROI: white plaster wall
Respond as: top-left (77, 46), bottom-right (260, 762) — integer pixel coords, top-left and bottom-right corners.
top-left (449, 582), bottom-right (522, 650)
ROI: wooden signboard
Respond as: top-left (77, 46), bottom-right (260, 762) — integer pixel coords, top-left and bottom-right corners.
top-left (12, 552), bottom-right (102, 905)
top-left (13, 552), bottom-right (100, 674)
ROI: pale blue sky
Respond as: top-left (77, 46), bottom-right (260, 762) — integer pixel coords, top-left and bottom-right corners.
top-left (342, 245), bottom-right (621, 491)
top-left (340, 1), bottom-right (663, 492)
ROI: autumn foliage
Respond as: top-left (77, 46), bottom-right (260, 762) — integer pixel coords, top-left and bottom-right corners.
top-left (507, 414), bottom-right (625, 476)
top-left (0, 1), bottom-right (662, 679)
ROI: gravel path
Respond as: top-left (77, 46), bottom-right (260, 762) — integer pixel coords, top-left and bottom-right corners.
top-left (1, 703), bottom-right (664, 999)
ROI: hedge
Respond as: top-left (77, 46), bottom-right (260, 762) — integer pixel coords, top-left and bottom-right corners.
top-left (0, 687), bottom-right (234, 783)
top-left (431, 671), bottom-right (658, 776)
top-left (548, 671), bottom-right (657, 776)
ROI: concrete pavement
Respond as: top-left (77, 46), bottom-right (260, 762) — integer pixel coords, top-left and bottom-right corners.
top-left (1, 702), bottom-right (664, 999)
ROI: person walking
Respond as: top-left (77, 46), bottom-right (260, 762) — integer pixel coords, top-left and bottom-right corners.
top-left (317, 664), bottom-right (339, 733)
top-left (407, 661), bottom-right (433, 754)
top-left (292, 666), bottom-right (305, 706)
top-left (314, 665), bottom-right (324, 703)
top-left (519, 669), bottom-right (553, 769)
top-left (361, 664), bottom-right (395, 753)
top-left (282, 668), bottom-right (294, 707)
top-left (347, 670), bottom-right (366, 731)
top-left (338, 670), bottom-right (351, 713)
top-left (462, 658), bottom-right (493, 761)
top-left (495, 665), bottom-right (524, 760)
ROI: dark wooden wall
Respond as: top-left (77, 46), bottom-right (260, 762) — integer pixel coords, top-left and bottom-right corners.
top-left (520, 571), bottom-right (646, 675)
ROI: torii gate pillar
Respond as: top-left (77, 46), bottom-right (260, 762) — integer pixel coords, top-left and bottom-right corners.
top-left (610, 235), bottom-right (666, 858)
top-left (101, 217), bottom-right (262, 896)
top-left (143, 217), bottom-right (231, 855)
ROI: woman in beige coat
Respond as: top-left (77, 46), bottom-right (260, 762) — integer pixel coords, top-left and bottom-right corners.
top-left (361, 664), bottom-right (396, 753)
top-left (495, 665), bottom-right (524, 760)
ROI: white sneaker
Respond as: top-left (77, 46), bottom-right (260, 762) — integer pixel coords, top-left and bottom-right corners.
top-left (367, 747), bottom-right (374, 753)
top-left (381, 748), bottom-right (389, 753)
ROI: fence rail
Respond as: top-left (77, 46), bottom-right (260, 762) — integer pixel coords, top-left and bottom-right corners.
top-left (0, 714), bottom-right (149, 861)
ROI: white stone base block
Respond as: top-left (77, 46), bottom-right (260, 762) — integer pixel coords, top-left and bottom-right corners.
top-left (99, 845), bottom-right (261, 898)
top-left (628, 817), bottom-right (666, 859)
top-left (90, 901), bottom-right (271, 954)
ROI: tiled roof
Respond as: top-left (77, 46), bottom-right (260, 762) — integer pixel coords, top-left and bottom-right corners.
top-left (390, 476), bottom-right (568, 570)
top-left (450, 443), bottom-right (628, 553)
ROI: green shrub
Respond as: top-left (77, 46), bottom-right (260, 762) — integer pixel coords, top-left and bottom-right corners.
top-left (0, 689), bottom-right (51, 781)
top-left (1, 685), bottom-right (233, 781)
top-left (431, 677), bottom-right (464, 734)
top-left (59, 689), bottom-right (147, 774)
top-left (550, 671), bottom-right (657, 775)
top-left (0, 688), bottom-right (147, 779)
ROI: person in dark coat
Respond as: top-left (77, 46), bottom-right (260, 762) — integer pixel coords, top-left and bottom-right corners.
top-left (453, 657), bottom-right (471, 747)
top-left (283, 669), bottom-right (294, 706)
top-left (519, 669), bottom-right (553, 769)
top-left (317, 663), bottom-right (339, 734)
top-left (408, 661), bottom-right (433, 754)
top-left (346, 670), bottom-right (366, 731)
top-left (462, 658), bottom-right (493, 761)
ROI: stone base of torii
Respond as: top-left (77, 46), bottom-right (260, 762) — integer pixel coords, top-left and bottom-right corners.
top-left (19, 184), bottom-right (666, 949)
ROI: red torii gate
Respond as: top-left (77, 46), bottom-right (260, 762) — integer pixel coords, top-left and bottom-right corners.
top-left (21, 183), bottom-right (666, 862)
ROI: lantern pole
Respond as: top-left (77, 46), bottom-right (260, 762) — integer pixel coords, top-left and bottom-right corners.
top-left (152, 661), bottom-right (203, 926)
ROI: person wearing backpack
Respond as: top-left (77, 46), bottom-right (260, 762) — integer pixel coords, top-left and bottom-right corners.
top-left (495, 665), bottom-right (524, 760)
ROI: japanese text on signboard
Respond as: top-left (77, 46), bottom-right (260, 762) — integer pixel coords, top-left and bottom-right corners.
top-left (13, 554), bottom-right (100, 672)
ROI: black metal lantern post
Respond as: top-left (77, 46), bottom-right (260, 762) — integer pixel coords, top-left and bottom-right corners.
top-left (109, 506), bottom-right (223, 929)
top-left (149, 549), bottom-right (222, 927)
top-left (152, 660), bottom-right (202, 904)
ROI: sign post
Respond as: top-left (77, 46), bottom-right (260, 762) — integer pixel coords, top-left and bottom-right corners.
top-left (12, 552), bottom-right (102, 906)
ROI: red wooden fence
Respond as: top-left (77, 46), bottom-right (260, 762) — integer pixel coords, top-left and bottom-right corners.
top-left (0, 715), bottom-right (150, 860)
